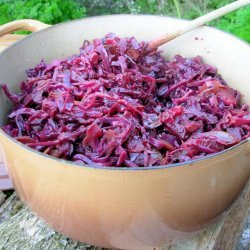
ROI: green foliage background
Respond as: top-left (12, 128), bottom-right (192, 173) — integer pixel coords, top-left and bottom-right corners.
top-left (0, 0), bottom-right (249, 42)
top-left (0, 0), bottom-right (86, 25)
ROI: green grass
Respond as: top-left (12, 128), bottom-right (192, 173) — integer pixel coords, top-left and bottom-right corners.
top-left (215, 6), bottom-right (250, 42)
top-left (178, 1), bottom-right (250, 42)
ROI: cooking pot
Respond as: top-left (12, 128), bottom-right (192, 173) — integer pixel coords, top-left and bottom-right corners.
top-left (0, 16), bottom-right (249, 249)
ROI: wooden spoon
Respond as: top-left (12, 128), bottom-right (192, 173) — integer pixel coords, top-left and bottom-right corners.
top-left (148, 0), bottom-right (250, 50)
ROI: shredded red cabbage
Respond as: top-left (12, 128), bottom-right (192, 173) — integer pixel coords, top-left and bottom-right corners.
top-left (1, 33), bottom-right (250, 167)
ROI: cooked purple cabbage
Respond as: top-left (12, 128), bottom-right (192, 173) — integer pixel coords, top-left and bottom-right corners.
top-left (1, 33), bottom-right (250, 167)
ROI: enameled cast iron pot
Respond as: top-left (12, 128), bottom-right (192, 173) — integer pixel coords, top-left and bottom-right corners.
top-left (0, 15), bottom-right (249, 249)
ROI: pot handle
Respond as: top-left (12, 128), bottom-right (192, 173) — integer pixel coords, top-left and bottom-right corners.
top-left (0, 19), bottom-right (50, 37)
top-left (0, 151), bottom-right (13, 191)
top-left (0, 19), bottom-right (50, 191)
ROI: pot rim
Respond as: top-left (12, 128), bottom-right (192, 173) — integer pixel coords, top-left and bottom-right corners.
top-left (0, 14), bottom-right (249, 171)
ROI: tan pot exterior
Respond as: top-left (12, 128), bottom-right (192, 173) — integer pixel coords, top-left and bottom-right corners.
top-left (0, 15), bottom-right (250, 249)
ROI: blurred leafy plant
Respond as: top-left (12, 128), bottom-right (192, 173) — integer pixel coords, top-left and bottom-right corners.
top-left (216, 6), bottom-right (250, 42)
top-left (133, 0), bottom-right (159, 14)
top-left (0, 0), bottom-right (86, 25)
top-left (82, 0), bottom-right (130, 16)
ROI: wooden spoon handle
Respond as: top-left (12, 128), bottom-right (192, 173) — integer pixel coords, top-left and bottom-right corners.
top-left (148, 0), bottom-right (250, 50)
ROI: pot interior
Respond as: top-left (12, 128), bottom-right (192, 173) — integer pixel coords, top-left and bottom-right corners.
top-left (0, 15), bottom-right (250, 126)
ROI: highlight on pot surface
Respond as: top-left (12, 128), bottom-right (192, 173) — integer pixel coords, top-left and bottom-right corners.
top-left (1, 33), bottom-right (250, 168)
